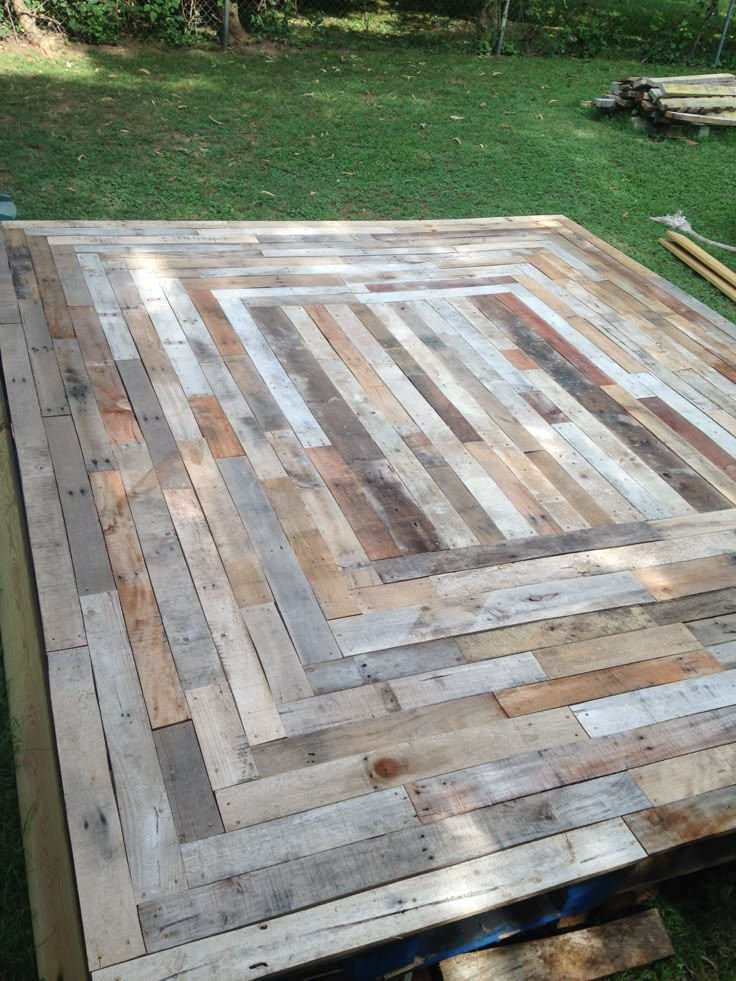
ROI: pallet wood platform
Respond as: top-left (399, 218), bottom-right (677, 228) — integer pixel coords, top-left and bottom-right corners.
top-left (2, 216), bottom-right (736, 980)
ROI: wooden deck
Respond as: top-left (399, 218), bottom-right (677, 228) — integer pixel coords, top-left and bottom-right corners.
top-left (2, 217), bottom-right (736, 980)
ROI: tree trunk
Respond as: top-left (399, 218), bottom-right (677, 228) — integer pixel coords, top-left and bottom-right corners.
top-left (8, 0), bottom-right (47, 43)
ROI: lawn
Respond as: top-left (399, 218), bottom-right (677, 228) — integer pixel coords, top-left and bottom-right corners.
top-left (0, 38), bottom-right (735, 980)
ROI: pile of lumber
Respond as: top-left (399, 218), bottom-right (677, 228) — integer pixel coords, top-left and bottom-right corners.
top-left (661, 230), bottom-right (736, 303)
top-left (595, 73), bottom-right (736, 127)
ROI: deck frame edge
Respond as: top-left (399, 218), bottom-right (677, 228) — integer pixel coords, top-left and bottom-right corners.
top-left (0, 354), bottom-right (88, 979)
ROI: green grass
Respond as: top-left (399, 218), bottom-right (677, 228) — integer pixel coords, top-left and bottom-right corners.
top-left (0, 44), bottom-right (734, 316)
top-left (0, 40), bottom-right (735, 978)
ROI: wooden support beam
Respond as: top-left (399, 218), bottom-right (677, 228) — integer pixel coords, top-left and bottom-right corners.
top-left (0, 385), bottom-right (87, 980)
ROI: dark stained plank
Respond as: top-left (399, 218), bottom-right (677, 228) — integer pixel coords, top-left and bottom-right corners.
top-left (373, 517), bottom-right (661, 583)
top-left (308, 445), bottom-right (402, 560)
top-left (251, 305), bottom-right (385, 462)
top-left (494, 292), bottom-right (614, 387)
top-left (117, 358), bottom-right (190, 489)
top-left (224, 353), bottom-right (289, 432)
top-left (153, 721), bottom-right (224, 843)
top-left (43, 414), bottom-right (116, 597)
top-left (640, 395), bottom-right (736, 479)
top-left (355, 458), bottom-right (442, 554)
top-left (27, 235), bottom-right (75, 339)
top-left (428, 464), bottom-right (504, 544)
top-left (576, 387), bottom-right (730, 513)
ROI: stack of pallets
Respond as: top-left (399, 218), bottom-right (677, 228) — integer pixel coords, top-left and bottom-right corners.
top-left (595, 73), bottom-right (736, 127)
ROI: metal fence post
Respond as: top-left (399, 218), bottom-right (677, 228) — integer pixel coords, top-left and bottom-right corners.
top-left (222, 0), bottom-right (231, 50)
top-left (715, 0), bottom-right (735, 66)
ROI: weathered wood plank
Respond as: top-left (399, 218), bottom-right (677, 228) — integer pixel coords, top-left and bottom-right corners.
top-left (0, 324), bottom-right (85, 650)
top-left (573, 668), bottom-right (736, 738)
top-left (80, 590), bottom-right (186, 902)
top-left (217, 706), bottom-right (585, 829)
top-left (0, 379), bottom-right (87, 981)
top-left (625, 785), bottom-right (736, 853)
top-left (142, 774), bottom-right (648, 953)
top-left (163, 486), bottom-right (285, 744)
top-left (409, 705), bottom-right (736, 823)
top-left (94, 820), bottom-right (646, 981)
top-left (332, 571), bottom-right (655, 655)
top-left (631, 742), bottom-right (736, 806)
top-left (182, 788), bottom-right (418, 888)
top-left (497, 649), bottom-right (722, 716)
top-left (43, 414), bottom-right (115, 596)
top-left (219, 454), bottom-right (341, 664)
top-left (440, 909), bottom-right (673, 981)
top-left (48, 648), bottom-right (145, 970)
top-left (153, 722), bottom-right (224, 843)
top-left (115, 442), bottom-right (256, 787)
top-left (90, 469), bottom-right (188, 728)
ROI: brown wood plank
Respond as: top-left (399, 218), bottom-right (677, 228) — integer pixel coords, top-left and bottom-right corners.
top-left (27, 234), bottom-right (75, 339)
top-left (190, 394), bottom-right (244, 458)
top-left (497, 649), bottom-right (722, 716)
top-left (90, 469), bottom-right (188, 729)
top-left (625, 784), bottom-right (736, 853)
top-left (440, 909), bottom-right (673, 981)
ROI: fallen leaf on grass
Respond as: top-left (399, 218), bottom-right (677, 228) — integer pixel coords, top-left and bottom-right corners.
top-left (209, 115), bottom-right (224, 125)
top-left (261, 190), bottom-right (276, 197)
top-left (138, 68), bottom-right (151, 75)
top-left (536, 114), bottom-right (544, 120)
top-left (492, 71), bottom-right (503, 77)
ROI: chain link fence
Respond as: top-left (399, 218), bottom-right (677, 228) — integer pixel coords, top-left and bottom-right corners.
top-left (187, 0), bottom-right (481, 41)
top-left (171, 0), bottom-right (734, 63)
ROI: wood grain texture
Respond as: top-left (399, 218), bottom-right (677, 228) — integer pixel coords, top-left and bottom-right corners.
top-left (3, 218), bottom-right (736, 978)
top-left (440, 909), bottom-right (673, 981)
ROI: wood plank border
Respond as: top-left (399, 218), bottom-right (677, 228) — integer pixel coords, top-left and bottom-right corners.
top-left (0, 380), bottom-right (87, 979)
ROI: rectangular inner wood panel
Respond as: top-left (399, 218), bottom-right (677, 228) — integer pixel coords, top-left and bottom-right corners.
top-left (2, 217), bottom-right (736, 980)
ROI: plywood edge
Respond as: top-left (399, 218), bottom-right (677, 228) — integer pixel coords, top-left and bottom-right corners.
top-left (0, 382), bottom-right (88, 981)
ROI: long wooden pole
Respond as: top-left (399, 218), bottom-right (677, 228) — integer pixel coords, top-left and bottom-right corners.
top-left (660, 238), bottom-right (736, 303)
top-left (666, 231), bottom-right (736, 291)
